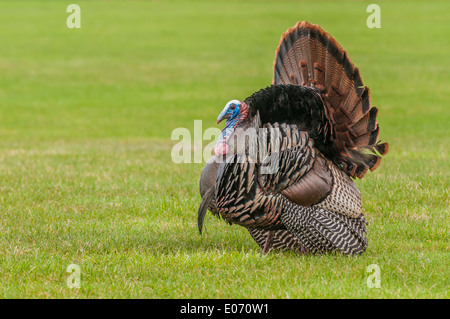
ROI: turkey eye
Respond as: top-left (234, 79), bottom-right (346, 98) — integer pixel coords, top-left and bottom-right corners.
top-left (230, 105), bottom-right (236, 110)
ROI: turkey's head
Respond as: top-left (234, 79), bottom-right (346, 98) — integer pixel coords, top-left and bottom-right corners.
top-left (214, 100), bottom-right (249, 157)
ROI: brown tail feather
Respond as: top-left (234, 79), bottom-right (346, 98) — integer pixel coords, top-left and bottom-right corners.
top-left (350, 107), bottom-right (378, 137)
top-left (273, 21), bottom-right (388, 178)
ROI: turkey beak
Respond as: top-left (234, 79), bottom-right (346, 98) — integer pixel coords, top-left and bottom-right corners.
top-left (216, 113), bottom-right (230, 124)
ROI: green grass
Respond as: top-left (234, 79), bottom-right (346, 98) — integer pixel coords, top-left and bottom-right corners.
top-left (0, 0), bottom-right (448, 298)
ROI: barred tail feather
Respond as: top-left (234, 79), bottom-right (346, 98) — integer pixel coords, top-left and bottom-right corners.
top-left (280, 195), bottom-right (368, 255)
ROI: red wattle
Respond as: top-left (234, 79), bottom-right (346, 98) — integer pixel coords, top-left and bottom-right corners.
top-left (214, 143), bottom-right (229, 157)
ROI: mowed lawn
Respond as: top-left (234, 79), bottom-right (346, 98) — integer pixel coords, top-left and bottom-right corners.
top-left (0, 0), bottom-right (448, 298)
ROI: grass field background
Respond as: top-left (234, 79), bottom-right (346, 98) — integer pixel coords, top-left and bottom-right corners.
top-left (0, 0), bottom-right (448, 298)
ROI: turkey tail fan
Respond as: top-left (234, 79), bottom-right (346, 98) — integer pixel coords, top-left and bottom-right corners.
top-left (273, 21), bottom-right (388, 179)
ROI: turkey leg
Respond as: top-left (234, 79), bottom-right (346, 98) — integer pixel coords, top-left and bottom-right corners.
top-left (262, 231), bottom-right (274, 254)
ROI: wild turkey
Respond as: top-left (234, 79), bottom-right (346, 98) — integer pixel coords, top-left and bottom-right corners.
top-left (198, 21), bottom-right (388, 255)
